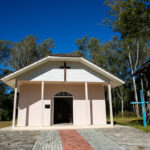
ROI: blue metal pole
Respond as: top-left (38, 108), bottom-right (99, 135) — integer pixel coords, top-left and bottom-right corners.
top-left (140, 90), bottom-right (147, 127)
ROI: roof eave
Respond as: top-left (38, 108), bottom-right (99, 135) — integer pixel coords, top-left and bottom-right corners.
top-left (80, 58), bottom-right (125, 85)
top-left (1, 56), bottom-right (81, 82)
top-left (1, 56), bottom-right (125, 88)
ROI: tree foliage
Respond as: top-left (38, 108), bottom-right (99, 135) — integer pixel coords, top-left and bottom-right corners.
top-left (103, 0), bottom-right (150, 117)
top-left (104, 0), bottom-right (149, 40)
top-left (0, 40), bottom-right (10, 65)
top-left (0, 35), bottom-right (55, 120)
top-left (0, 69), bottom-right (13, 121)
top-left (9, 35), bottom-right (54, 70)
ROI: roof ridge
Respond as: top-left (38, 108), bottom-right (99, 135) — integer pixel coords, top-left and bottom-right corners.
top-left (48, 53), bottom-right (82, 57)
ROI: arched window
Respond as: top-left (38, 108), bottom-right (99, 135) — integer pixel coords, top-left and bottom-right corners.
top-left (55, 91), bottom-right (72, 97)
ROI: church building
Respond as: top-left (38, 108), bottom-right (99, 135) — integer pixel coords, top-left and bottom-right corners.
top-left (1, 55), bottom-right (124, 128)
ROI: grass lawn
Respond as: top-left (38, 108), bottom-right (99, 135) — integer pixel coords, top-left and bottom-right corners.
top-left (1, 117), bottom-right (150, 133)
top-left (112, 116), bottom-right (150, 133)
top-left (0, 121), bottom-right (12, 129)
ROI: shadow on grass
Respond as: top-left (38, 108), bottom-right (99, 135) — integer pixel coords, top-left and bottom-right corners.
top-left (128, 119), bottom-right (143, 125)
top-left (107, 119), bottom-right (143, 125)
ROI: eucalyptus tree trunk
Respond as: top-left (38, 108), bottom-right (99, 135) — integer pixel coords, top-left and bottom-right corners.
top-left (141, 76), bottom-right (146, 116)
top-left (141, 77), bottom-right (145, 102)
top-left (128, 42), bottom-right (140, 117)
top-left (121, 99), bottom-right (124, 117)
top-left (131, 72), bottom-right (140, 117)
top-left (116, 88), bottom-right (124, 117)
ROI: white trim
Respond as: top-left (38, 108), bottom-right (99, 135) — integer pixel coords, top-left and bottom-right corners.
top-left (85, 82), bottom-right (88, 100)
top-left (73, 99), bottom-right (75, 126)
top-left (50, 99), bottom-right (52, 126)
top-left (52, 98), bottom-right (54, 125)
top-left (85, 82), bottom-right (89, 125)
top-left (9, 124), bottom-right (114, 131)
top-left (53, 96), bottom-right (73, 98)
top-left (41, 81), bottom-right (44, 126)
top-left (80, 58), bottom-right (124, 84)
top-left (2, 56), bottom-right (50, 81)
top-left (12, 80), bottom-right (17, 128)
top-left (51, 99), bottom-right (54, 125)
top-left (108, 83), bottom-right (113, 126)
top-left (1, 56), bottom-right (125, 89)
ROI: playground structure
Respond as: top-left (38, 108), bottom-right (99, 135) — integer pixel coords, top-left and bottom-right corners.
top-left (131, 59), bottom-right (150, 127)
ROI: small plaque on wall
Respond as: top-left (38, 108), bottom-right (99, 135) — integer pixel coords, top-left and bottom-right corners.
top-left (45, 104), bottom-right (50, 109)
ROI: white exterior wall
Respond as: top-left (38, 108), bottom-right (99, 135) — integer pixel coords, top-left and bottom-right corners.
top-left (44, 83), bottom-right (89, 125)
top-left (28, 99), bottom-right (42, 126)
top-left (43, 100), bottom-right (51, 126)
top-left (73, 100), bottom-right (86, 125)
top-left (17, 84), bottom-right (42, 126)
top-left (92, 100), bottom-right (106, 124)
top-left (17, 83), bottom-right (106, 127)
top-left (73, 100), bottom-right (90, 125)
top-left (89, 84), bottom-right (107, 125)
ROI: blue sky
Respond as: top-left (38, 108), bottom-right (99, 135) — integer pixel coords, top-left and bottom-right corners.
top-left (0, 0), bottom-right (117, 53)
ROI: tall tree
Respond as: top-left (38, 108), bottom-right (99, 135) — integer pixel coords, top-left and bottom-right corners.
top-left (75, 36), bottom-right (130, 116)
top-left (75, 35), bottom-right (107, 67)
top-left (98, 37), bottom-right (129, 117)
top-left (104, 0), bottom-right (150, 117)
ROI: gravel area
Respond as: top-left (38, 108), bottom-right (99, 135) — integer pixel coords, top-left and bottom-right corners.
top-left (96, 126), bottom-right (150, 150)
top-left (0, 130), bottom-right (40, 150)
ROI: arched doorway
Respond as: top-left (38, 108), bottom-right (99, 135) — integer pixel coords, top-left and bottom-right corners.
top-left (53, 91), bottom-right (73, 124)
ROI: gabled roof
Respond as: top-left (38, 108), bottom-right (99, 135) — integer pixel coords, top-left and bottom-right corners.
top-left (1, 56), bottom-right (125, 89)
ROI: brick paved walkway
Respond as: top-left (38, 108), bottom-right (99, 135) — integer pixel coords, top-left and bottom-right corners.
top-left (60, 130), bottom-right (93, 150)
top-left (32, 129), bottom-right (124, 150)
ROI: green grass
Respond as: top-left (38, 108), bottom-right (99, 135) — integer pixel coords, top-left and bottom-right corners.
top-left (0, 121), bottom-right (12, 129)
top-left (113, 116), bottom-right (143, 125)
top-left (131, 125), bottom-right (150, 132)
top-left (111, 116), bottom-right (150, 133)
top-left (1, 117), bottom-right (150, 133)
